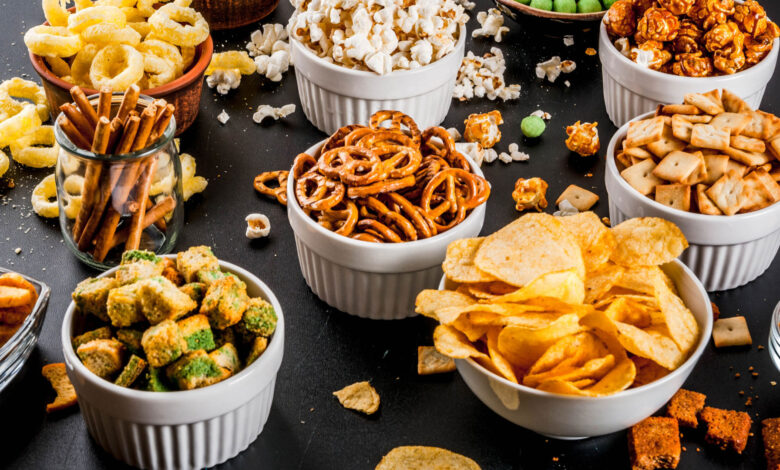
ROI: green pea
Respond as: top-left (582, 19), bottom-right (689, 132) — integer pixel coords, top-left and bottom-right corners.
top-left (602, 0), bottom-right (618, 7)
top-left (529, 0), bottom-right (553, 10)
top-left (515, 0), bottom-right (531, 4)
top-left (521, 116), bottom-right (546, 138)
top-left (553, 0), bottom-right (577, 12)
top-left (577, 0), bottom-right (603, 13)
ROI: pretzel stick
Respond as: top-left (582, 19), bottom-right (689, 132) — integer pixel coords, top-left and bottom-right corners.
top-left (125, 158), bottom-right (157, 250)
top-left (97, 86), bottom-right (112, 120)
top-left (149, 104), bottom-right (175, 142)
top-left (116, 84), bottom-right (139, 122)
top-left (57, 115), bottom-right (91, 149)
top-left (116, 115), bottom-right (140, 154)
top-left (146, 198), bottom-right (167, 230)
top-left (92, 117), bottom-right (111, 154)
top-left (70, 86), bottom-right (98, 128)
top-left (106, 117), bottom-right (124, 154)
top-left (132, 105), bottom-right (157, 151)
top-left (110, 196), bottom-right (176, 248)
top-left (72, 159), bottom-right (103, 239)
top-left (59, 103), bottom-right (95, 143)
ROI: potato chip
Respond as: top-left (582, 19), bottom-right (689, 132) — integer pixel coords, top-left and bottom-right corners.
top-left (463, 281), bottom-right (516, 300)
top-left (601, 297), bottom-right (654, 328)
top-left (610, 218), bottom-right (688, 267)
top-left (523, 332), bottom-right (614, 387)
top-left (475, 213), bottom-right (585, 287)
top-left (492, 269), bottom-right (585, 305)
top-left (414, 290), bottom-right (474, 320)
top-left (451, 316), bottom-right (489, 342)
top-left (537, 356), bottom-right (636, 397)
top-left (333, 381), bottom-right (380, 415)
top-left (0, 286), bottom-right (34, 308)
top-left (486, 327), bottom-right (518, 383)
top-left (433, 325), bottom-right (489, 361)
top-left (654, 281), bottom-right (699, 353)
top-left (584, 263), bottom-right (624, 304)
top-left (497, 313), bottom-right (581, 369)
top-left (417, 346), bottom-right (456, 375)
top-left (631, 357), bottom-right (671, 388)
top-left (558, 212), bottom-right (616, 272)
top-left (443, 238), bottom-right (497, 283)
top-left (375, 446), bottom-right (481, 470)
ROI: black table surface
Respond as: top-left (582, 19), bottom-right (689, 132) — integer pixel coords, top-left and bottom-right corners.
top-left (2, 1), bottom-right (779, 469)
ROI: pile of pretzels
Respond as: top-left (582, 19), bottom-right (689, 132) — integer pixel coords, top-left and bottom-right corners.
top-left (254, 110), bottom-right (490, 243)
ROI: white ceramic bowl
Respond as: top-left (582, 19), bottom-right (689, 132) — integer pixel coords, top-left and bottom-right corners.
top-left (287, 140), bottom-right (487, 320)
top-left (605, 111), bottom-right (780, 291)
top-left (770, 300), bottom-right (780, 373)
top-left (61, 256), bottom-right (285, 470)
top-left (451, 259), bottom-right (713, 439)
top-left (291, 25), bottom-right (465, 135)
top-left (599, 20), bottom-right (779, 127)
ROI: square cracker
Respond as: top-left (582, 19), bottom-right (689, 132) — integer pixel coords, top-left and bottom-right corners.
top-left (676, 114), bottom-right (713, 123)
top-left (721, 89), bottom-right (751, 113)
top-left (624, 146), bottom-right (654, 160)
top-left (685, 89), bottom-right (724, 115)
top-left (647, 125), bottom-right (687, 158)
top-left (712, 316), bottom-right (752, 347)
top-left (703, 154), bottom-right (729, 184)
top-left (621, 158), bottom-right (664, 195)
top-left (696, 184), bottom-right (723, 215)
top-left (730, 135), bottom-right (766, 153)
top-left (556, 184), bottom-right (599, 211)
top-left (683, 152), bottom-right (708, 185)
top-left (706, 170), bottom-right (749, 216)
top-left (661, 104), bottom-right (700, 115)
top-left (759, 110), bottom-right (780, 140)
top-left (741, 169), bottom-right (780, 212)
top-left (626, 116), bottom-right (665, 148)
top-left (741, 110), bottom-right (766, 139)
top-left (725, 158), bottom-right (747, 177)
top-left (616, 151), bottom-right (633, 168)
top-left (710, 113), bottom-right (751, 135)
top-left (723, 146), bottom-right (772, 167)
top-left (652, 150), bottom-right (702, 183)
top-left (691, 124), bottom-right (730, 151)
top-left (417, 346), bottom-right (456, 375)
top-left (768, 135), bottom-right (780, 160)
top-left (672, 115), bottom-right (694, 142)
top-left (655, 183), bottom-right (691, 212)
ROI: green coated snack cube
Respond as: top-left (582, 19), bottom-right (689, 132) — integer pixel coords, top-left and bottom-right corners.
top-left (521, 115), bottom-right (547, 138)
top-left (116, 328), bottom-right (144, 356)
top-left (116, 258), bottom-right (164, 286)
top-left (114, 354), bottom-right (147, 387)
top-left (578, 0), bottom-right (603, 13)
top-left (107, 283), bottom-right (144, 327)
top-left (553, 0), bottom-right (577, 13)
top-left (515, 0), bottom-right (531, 4)
top-left (138, 276), bottom-right (198, 324)
top-left (179, 282), bottom-right (207, 303)
top-left (72, 326), bottom-right (113, 350)
top-left (145, 366), bottom-right (173, 392)
top-left (200, 276), bottom-right (249, 330)
top-left (166, 350), bottom-right (227, 390)
top-left (72, 277), bottom-right (118, 322)
top-left (530, 0), bottom-right (553, 10)
top-left (241, 298), bottom-right (277, 337)
top-left (196, 270), bottom-right (245, 289)
top-left (160, 257), bottom-right (184, 286)
top-left (121, 250), bottom-right (161, 264)
top-left (209, 343), bottom-right (240, 373)
top-left (76, 339), bottom-right (125, 379)
top-left (176, 246), bottom-right (219, 283)
top-left (177, 314), bottom-right (216, 352)
top-left (141, 320), bottom-right (186, 367)
top-left (246, 336), bottom-right (269, 366)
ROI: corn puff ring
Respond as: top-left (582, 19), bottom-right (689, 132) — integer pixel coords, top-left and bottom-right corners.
top-left (180, 153), bottom-right (207, 201)
top-left (143, 54), bottom-right (178, 88)
top-left (0, 150), bottom-right (9, 178)
top-left (31, 174), bottom-right (59, 218)
top-left (89, 44), bottom-right (145, 90)
top-left (0, 78), bottom-right (51, 122)
top-left (9, 126), bottom-right (59, 168)
top-left (148, 4), bottom-right (208, 47)
top-left (81, 23), bottom-right (141, 47)
top-left (205, 51), bottom-right (256, 76)
top-left (45, 56), bottom-right (72, 78)
top-left (136, 0), bottom-right (157, 16)
top-left (63, 174), bottom-right (85, 195)
top-left (0, 104), bottom-right (42, 148)
top-left (180, 45), bottom-right (195, 71)
top-left (24, 26), bottom-right (83, 58)
top-left (61, 174), bottom-right (85, 219)
top-left (138, 39), bottom-right (185, 75)
top-left (68, 6), bottom-right (126, 34)
top-left (71, 44), bottom-right (99, 88)
top-left (42, 0), bottom-right (71, 27)
top-left (0, 98), bottom-right (24, 122)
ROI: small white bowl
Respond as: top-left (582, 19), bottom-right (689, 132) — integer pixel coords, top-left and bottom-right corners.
top-left (598, 20), bottom-right (779, 127)
top-left (291, 25), bottom-right (466, 135)
top-left (770, 300), bottom-right (780, 373)
top-left (451, 259), bottom-right (713, 439)
top-left (61, 256), bottom-right (284, 470)
top-left (287, 140), bottom-right (486, 320)
top-left (605, 111), bottom-right (780, 291)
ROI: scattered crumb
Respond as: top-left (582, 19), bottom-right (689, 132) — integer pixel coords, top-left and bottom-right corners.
top-left (563, 35), bottom-right (574, 46)
top-left (745, 397), bottom-right (753, 407)
top-left (771, 381), bottom-right (776, 386)
top-left (758, 345), bottom-right (765, 350)
top-left (217, 109), bottom-right (230, 125)
top-left (14, 247), bottom-right (21, 254)
top-left (735, 373), bottom-right (741, 378)
top-left (585, 47), bottom-right (597, 56)
top-left (584, 172), bottom-right (593, 178)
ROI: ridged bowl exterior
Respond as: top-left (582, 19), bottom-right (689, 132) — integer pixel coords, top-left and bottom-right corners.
top-left (61, 257), bottom-right (284, 470)
top-left (598, 21), bottom-right (778, 128)
top-left (605, 112), bottom-right (780, 292)
top-left (291, 26), bottom-right (465, 135)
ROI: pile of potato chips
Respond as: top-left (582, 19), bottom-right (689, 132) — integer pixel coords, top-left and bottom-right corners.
top-left (416, 212), bottom-right (700, 397)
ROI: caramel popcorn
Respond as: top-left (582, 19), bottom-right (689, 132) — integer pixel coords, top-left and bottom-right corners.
top-left (565, 121), bottom-right (600, 157)
top-left (463, 110), bottom-right (502, 149)
top-left (733, 0), bottom-right (768, 36)
top-left (703, 21), bottom-right (744, 53)
top-left (512, 177), bottom-right (548, 212)
top-left (637, 7), bottom-right (681, 42)
top-left (713, 46), bottom-right (746, 74)
top-left (658, 0), bottom-right (695, 16)
top-left (689, 0), bottom-right (735, 30)
top-left (630, 40), bottom-right (673, 70)
top-left (673, 19), bottom-right (704, 52)
top-left (606, 0), bottom-right (637, 37)
top-left (631, 0), bottom-right (655, 16)
top-left (671, 52), bottom-right (714, 76)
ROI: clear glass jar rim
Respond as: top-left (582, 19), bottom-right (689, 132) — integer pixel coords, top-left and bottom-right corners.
top-left (53, 92), bottom-right (176, 162)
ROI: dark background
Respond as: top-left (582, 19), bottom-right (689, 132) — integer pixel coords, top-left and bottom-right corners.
top-left (1, 1), bottom-right (779, 468)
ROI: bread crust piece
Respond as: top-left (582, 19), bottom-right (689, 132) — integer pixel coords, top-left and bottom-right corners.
top-left (666, 389), bottom-right (707, 428)
top-left (627, 417), bottom-right (681, 470)
top-left (763, 418), bottom-right (780, 470)
top-left (42, 363), bottom-right (77, 413)
top-left (700, 407), bottom-right (752, 453)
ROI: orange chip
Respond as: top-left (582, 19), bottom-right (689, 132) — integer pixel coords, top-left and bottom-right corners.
top-left (433, 324), bottom-right (489, 361)
top-left (610, 217), bottom-right (688, 267)
top-left (0, 286), bottom-right (34, 308)
top-left (443, 238), bottom-right (497, 283)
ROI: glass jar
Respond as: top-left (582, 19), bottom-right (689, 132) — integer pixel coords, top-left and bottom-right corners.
top-left (54, 93), bottom-right (184, 270)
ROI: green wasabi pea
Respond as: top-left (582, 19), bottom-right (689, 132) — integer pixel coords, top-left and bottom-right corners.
top-left (515, 0), bottom-right (531, 4)
top-left (529, 0), bottom-right (553, 10)
top-left (602, 0), bottom-right (617, 7)
top-left (553, 0), bottom-right (577, 13)
top-left (521, 116), bottom-right (546, 138)
top-left (577, 0), bottom-right (603, 13)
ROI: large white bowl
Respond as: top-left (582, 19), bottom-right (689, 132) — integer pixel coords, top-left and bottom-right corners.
top-left (599, 20), bottom-right (779, 127)
top-left (291, 25), bottom-right (466, 135)
top-left (287, 140), bottom-right (487, 320)
top-left (61, 256), bottom-right (285, 470)
top-left (451, 259), bottom-right (713, 439)
top-left (605, 111), bottom-right (780, 291)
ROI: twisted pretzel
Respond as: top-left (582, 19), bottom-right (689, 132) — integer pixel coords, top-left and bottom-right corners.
top-left (369, 110), bottom-right (421, 147)
top-left (323, 124), bottom-right (366, 152)
top-left (254, 170), bottom-right (289, 205)
top-left (295, 172), bottom-right (345, 211)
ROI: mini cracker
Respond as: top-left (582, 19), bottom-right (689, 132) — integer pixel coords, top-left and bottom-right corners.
top-left (741, 110), bottom-right (766, 139)
top-left (333, 381), bottom-right (380, 415)
top-left (671, 115), bottom-right (694, 142)
top-left (556, 184), bottom-right (599, 211)
top-left (710, 113), bottom-right (751, 135)
top-left (417, 346), bottom-right (456, 375)
top-left (666, 389), bottom-right (707, 428)
top-left (652, 151), bottom-right (702, 183)
top-left (42, 363), bottom-right (77, 413)
top-left (620, 159), bottom-right (664, 196)
top-left (702, 154), bottom-right (729, 184)
top-left (661, 104), bottom-right (700, 115)
top-left (696, 184), bottom-right (723, 215)
top-left (730, 135), bottom-right (766, 153)
top-left (684, 90), bottom-right (724, 115)
top-left (626, 117), bottom-right (665, 148)
top-left (655, 184), bottom-right (691, 212)
top-left (721, 89), bottom-right (751, 113)
top-left (647, 125), bottom-right (686, 158)
top-left (706, 171), bottom-right (749, 216)
top-left (712, 316), bottom-right (752, 348)
top-left (690, 124), bottom-right (730, 151)
top-left (624, 146), bottom-right (654, 160)
top-left (628, 417), bottom-right (681, 470)
top-left (723, 146), bottom-right (772, 167)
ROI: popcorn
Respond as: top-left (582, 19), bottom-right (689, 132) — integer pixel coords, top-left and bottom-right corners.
top-left (446, 127), bottom-right (462, 142)
top-left (464, 110), bottom-right (503, 149)
top-left (563, 35), bottom-right (574, 46)
top-left (535, 57), bottom-right (577, 83)
top-left (454, 142), bottom-right (483, 166)
top-left (498, 151), bottom-right (512, 164)
top-left (454, 0), bottom-right (476, 10)
top-left (206, 69), bottom-right (242, 95)
top-left (255, 49), bottom-right (292, 82)
top-left (245, 213), bottom-right (271, 239)
top-left (288, 0), bottom-right (469, 75)
top-left (252, 104), bottom-right (296, 124)
top-left (472, 8), bottom-right (509, 43)
top-left (453, 48), bottom-right (521, 101)
top-left (247, 24), bottom-right (289, 57)
top-left (483, 147), bottom-right (498, 163)
top-left (531, 110), bottom-right (552, 120)
top-left (508, 143), bottom-right (530, 161)
top-left (217, 110), bottom-right (229, 125)
top-left (180, 153), bottom-right (207, 202)
top-left (615, 37), bottom-right (632, 57)
top-left (553, 199), bottom-right (580, 217)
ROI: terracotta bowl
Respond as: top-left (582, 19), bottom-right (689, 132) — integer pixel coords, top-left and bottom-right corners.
top-left (192, 0), bottom-right (280, 30)
top-left (494, 0), bottom-right (606, 23)
top-left (29, 36), bottom-right (213, 136)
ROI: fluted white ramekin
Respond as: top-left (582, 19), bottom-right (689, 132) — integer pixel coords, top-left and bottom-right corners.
top-left (605, 112), bottom-right (780, 291)
top-left (287, 140), bottom-right (486, 320)
top-left (599, 20), bottom-right (779, 127)
top-left (291, 26), bottom-right (465, 135)
top-left (62, 256), bottom-right (284, 470)
top-left (452, 260), bottom-right (713, 439)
